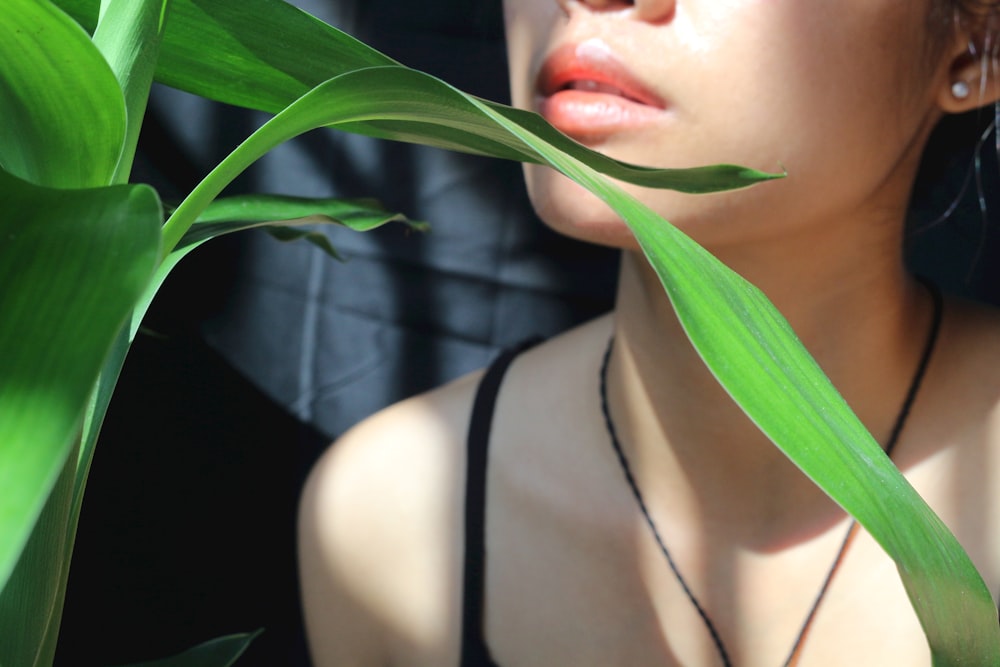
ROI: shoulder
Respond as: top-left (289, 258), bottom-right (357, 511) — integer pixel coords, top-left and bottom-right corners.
top-left (295, 316), bottom-right (613, 665)
top-left (935, 295), bottom-right (1000, 479)
top-left (297, 369), bottom-right (484, 666)
top-left (933, 294), bottom-right (1000, 413)
top-left (911, 294), bottom-right (1000, 591)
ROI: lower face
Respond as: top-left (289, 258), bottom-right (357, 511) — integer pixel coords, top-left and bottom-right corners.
top-left (502, 0), bottom-right (945, 256)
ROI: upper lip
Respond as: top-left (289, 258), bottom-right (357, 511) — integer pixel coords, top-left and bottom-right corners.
top-left (536, 40), bottom-right (666, 109)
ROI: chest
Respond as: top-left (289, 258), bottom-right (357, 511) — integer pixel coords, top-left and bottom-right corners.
top-left (475, 446), bottom-right (997, 667)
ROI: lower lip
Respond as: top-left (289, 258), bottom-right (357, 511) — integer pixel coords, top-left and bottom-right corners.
top-left (539, 90), bottom-right (665, 142)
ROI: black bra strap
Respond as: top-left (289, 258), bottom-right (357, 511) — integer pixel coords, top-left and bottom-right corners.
top-left (460, 341), bottom-right (537, 667)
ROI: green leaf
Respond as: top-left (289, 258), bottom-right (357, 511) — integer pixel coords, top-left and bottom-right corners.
top-left (128, 194), bottom-right (422, 340)
top-left (26, 333), bottom-right (134, 667)
top-left (72, 332), bottom-right (132, 570)
top-left (45, 0), bottom-right (98, 30)
top-left (152, 0), bottom-right (396, 112)
top-left (91, 0), bottom-right (172, 183)
top-left (41, 2), bottom-right (999, 660)
top-left (467, 104), bottom-right (1000, 662)
top-left (180, 193), bottom-right (426, 246)
top-left (263, 227), bottom-right (344, 260)
top-left (54, 0), bottom-right (397, 113)
top-left (0, 168), bottom-right (161, 594)
top-left (0, 445), bottom-right (77, 667)
top-left (0, 0), bottom-right (125, 188)
top-left (147, 46), bottom-right (993, 658)
top-left (158, 66), bottom-right (777, 256)
top-left (114, 630), bottom-right (262, 667)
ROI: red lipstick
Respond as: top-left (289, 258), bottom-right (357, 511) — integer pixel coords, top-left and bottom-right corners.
top-left (536, 39), bottom-right (667, 142)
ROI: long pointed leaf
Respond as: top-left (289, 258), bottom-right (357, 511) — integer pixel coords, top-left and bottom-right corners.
top-left (91, 0), bottom-right (172, 183)
top-left (55, 0), bottom-right (397, 113)
top-left (115, 630), bottom-right (262, 667)
top-left (0, 446), bottom-right (77, 667)
top-left (1, 0), bottom-right (125, 188)
top-left (129, 194), bottom-right (422, 340)
top-left (43, 1), bottom-right (1000, 660)
top-left (158, 66), bottom-right (777, 255)
top-left (154, 57), bottom-right (994, 661)
top-left (0, 168), bottom-right (161, 593)
top-left (180, 193), bottom-right (425, 247)
top-left (464, 100), bottom-right (1000, 662)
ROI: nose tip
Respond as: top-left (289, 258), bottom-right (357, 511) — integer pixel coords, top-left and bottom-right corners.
top-left (558, 0), bottom-right (675, 23)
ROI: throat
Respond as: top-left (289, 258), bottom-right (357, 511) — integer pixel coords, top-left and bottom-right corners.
top-left (605, 253), bottom-right (942, 551)
top-left (601, 331), bottom-right (851, 552)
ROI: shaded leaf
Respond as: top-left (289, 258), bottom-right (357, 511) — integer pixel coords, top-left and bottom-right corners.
top-left (180, 193), bottom-right (425, 247)
top-left (114, 630), bottom-right (262, 667)
top-left (263, 227), bottom-right (344, 259)
top-left (129, 194), bottom-right (422, 340)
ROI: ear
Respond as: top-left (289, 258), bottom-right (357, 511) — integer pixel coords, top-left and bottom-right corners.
top-left (938, 24), bottom-right (1000, 114)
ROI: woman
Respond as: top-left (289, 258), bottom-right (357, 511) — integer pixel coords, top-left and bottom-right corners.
top-left (298, 0), bottom-right (1000, 664)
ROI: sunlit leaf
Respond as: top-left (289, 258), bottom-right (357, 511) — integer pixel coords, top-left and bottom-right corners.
top-left (0, 0), bottom-right (125, 188)
top-left (148, 48), bottom-right (996, 660)
top-left (54, 0), bottom-right (397, 113)
top-left (469, 103), bottom-right (1000, 662)
top-left (33, 1), bottom-right (1000, 663)
top-left (0, 450), bottom-right (76, 667)
top-left (158, 66), bottom-right (777, 255)
top-left (91, 0), bottom-right (171, 182)
top-left (0, 168), bottom-right (161, 594)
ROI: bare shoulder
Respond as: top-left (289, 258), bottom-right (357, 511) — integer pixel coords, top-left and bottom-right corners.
top-left (295, 315), bottom-right (612, 666)
top-left (913, 294), bottom-right (1000, 471)
top-left (936, 295), bottom-right (1000, 399)
top-left (936, 295), bottom-right (1000, 484)
top-left (297, 369), bottom-right (484, 667)
top-left (913, 295), bottom-right (1000, 589)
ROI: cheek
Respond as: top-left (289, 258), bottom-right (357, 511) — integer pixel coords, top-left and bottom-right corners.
top-left (512, 0), bottom-right (939, 252)
top-left (503, 1), bottom-right (559, 111)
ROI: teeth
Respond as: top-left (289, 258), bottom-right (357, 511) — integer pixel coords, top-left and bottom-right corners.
top-left (568, 80), bottom-right (625, 96)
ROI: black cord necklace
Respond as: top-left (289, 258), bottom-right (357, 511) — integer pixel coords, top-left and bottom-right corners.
top-left (598, 283), bottom-right (942, 666)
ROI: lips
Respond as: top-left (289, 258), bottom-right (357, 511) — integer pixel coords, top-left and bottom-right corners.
top-left (536, 39), bottom-right (667, 142)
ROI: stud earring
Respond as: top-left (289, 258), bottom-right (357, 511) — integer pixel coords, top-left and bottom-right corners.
top-left (952, 80), bottom-right (971, 100)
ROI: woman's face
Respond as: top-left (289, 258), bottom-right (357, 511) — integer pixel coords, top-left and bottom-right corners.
top-left (503, 0), bottom-right (953, 253)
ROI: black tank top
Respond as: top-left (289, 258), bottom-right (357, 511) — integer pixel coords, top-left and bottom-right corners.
top-left (460, 342), bottom-right (536, 667)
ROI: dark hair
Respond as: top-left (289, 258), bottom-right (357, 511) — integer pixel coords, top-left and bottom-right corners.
top-left (927, 0), bottom-right (1000, 54)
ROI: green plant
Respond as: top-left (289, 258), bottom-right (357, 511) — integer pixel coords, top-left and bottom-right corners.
top-left (0, 1), bottom-right (996, 665)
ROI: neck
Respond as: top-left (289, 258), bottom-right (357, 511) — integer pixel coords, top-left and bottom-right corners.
top-left (606, 232), bottom-right (935, 549)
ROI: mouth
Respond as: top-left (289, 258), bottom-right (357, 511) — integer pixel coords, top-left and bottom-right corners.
top-left (536, 39), bottom-right (667, 142)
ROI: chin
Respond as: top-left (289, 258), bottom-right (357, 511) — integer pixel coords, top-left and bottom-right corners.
top-left (522, 157), bottom-right (803, 258)
top-left (523, 163), bottom-right (643, 251)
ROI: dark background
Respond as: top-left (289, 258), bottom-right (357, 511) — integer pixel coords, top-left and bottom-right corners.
top-left (54, 2), bottom-right (1000, 666)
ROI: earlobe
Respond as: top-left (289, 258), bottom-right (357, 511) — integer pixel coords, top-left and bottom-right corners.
top-left (938, 38), bottom-right (1000, 114)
